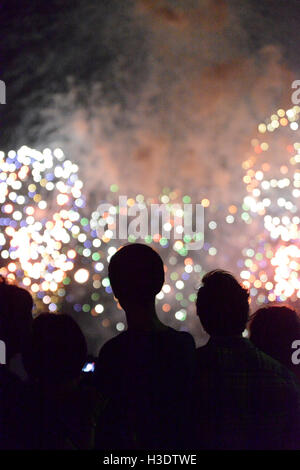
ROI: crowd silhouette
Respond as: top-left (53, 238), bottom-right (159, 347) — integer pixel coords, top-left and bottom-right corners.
top-left (0, 243), bottom-right (300, 450)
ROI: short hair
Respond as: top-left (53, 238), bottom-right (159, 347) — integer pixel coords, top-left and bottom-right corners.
top-left (249, 305), bottom-right (300, 371)
top-left (196, 269), bottom-right (249, 336)
top-left (108, 243), bottom-right (165, 302)
top-left (23, 313), bottom-right (87, 384)
top-left (0, 277), bottom-right (33, 359)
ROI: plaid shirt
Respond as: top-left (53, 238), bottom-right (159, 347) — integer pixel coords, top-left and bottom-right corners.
top-left (195, 336), bottom-right (300, 449)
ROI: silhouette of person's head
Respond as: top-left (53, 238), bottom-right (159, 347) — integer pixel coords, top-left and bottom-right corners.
top-left (108, 243), bottom-right (164, 311)
top-left (0, 276), bottom-right (33, 361)
top-left (23, 313), bottom-right (87, 385)
top-left (196, 269), bottom-right (249, 336)
top-left (249, 305), bottom-right (300, 377)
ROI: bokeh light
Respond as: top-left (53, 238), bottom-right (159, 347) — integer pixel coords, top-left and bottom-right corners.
top-left (1, 105), bottom-right (299, 342)
top-left (240, 105), bottom-right (300, 305)
top-left (0, 145), bottom-right (88, 312)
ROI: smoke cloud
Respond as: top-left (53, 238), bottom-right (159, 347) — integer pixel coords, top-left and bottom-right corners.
top-left (2, 0), bottom-right (296, 205)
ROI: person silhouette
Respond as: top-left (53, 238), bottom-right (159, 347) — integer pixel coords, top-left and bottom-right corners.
top-left (94, 243), bottom-right (196, 450)
top-left (195, 269), bottom-right (300, 449)
top-left (0, 277), bottom-right (33, 449)
top-left (0, 276), bottom-right (33, 379)
top-left (249, 305), bottom-right (300, 382)
top-left (22, 313), bottom-right (102, 449)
